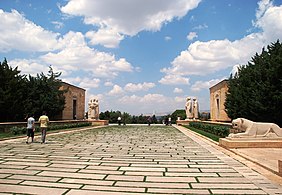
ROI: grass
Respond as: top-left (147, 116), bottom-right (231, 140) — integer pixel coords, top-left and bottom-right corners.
top-left (183, 125), bottom-right (220, 142)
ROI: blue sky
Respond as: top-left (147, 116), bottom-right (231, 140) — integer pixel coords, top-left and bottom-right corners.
top-left (1, 0), bottom-right (282, 115)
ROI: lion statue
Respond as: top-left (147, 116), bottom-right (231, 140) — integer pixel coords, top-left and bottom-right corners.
top-left (228, 118), bottom-right (282, 138)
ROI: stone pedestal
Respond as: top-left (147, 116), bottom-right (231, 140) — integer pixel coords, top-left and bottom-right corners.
top-left (219, 138), bottom-right (282, 149)
top-left (88, 120), bottom-right (109, 126)
top-left (176, 120), bottom-right (192, 126)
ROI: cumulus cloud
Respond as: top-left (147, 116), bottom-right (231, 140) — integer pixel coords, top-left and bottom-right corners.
top-left (160, 0), bottom-right (282, 79)
top-left (159, 74), bottom-right (190, 85)
top-left (104, 81), bottom-right (114, 87)
top-left (108, 85), bottom-right (124, 96)
top-left (60, 0), bottom-right (201, 47)
top-left (191, 78), bottom-right (225, 91)
top-left (124, 82), bottom-right (155, 92)
top-left (40, 31), bottom-right (133, 78)
top-left (173, 88), bottom-right (183, 93)
top-left (0, 9), bottom-right (59, 52)
top-left (86, 28), bottom-right (124, 48)
top-left (187, 32), bottom-right (198, 41)
top-left (119, 94), bottom-right (167, 105)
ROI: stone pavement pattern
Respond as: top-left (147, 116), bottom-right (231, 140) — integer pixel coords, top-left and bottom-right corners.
top-left (0, 125), bottom-right (281, 195)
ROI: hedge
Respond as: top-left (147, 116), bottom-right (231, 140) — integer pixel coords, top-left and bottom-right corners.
top-left (188, 122), bottom-right (230, 138)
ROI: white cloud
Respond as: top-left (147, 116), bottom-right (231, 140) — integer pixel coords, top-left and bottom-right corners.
top-left (255, 2), bottom-right (282, 43)
top-left (165, 36), bottom-right (172, 41)
top-left (161, 0), bottom-right (282, 78)
top-left (79, 78), bottom-right (100, 89)
top-left (173, 88), bottom-right (183, 93)
top-left (60, 0), bottom-right (201, 47)
top-left (41, 31), bottom-right (133, 78)
top-left (51, 21), bottom-right (64, 29)
top-left (0, 9), bottom-right (59, 52)
top-left (86, 28), bottom-right (124, 48)
top-left (9, 59), bottom-right (49, 76)
top-left (108, 85), bottom-right (124, 96)
top-left (124, 82), bottom-right (155, 92)
top-left (159, 74), bottom-right (190, 85)
top-left (104, 81), bottom-right (114, 87)
top-left (119, 94), bottom-right (167, 104)
top-left (175, 96), bottom-right (186, 103)
top-left (191, 78), bottom-right (225, 91)
top-left (187, 32), bottom-right (198, 41)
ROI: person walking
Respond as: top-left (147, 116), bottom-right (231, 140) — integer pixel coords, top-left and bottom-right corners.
top-left (117, 116), bottom-right (121, 125)
top-left (26, 114), bottom-right (35, 144)
top-left (38, 111), bottom-right (49, 144)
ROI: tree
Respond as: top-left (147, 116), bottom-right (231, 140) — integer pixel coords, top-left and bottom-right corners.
top-left (25, 66), bottom-right (66, 120)
top-left (0, 58), bottom-right (27, 121)
top-left (0, 59), bottom-right (66, 121)
top-left (225, 40), bottom-right (282, 126)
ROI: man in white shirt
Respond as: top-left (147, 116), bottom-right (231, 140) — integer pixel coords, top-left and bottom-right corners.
top-left (26, 114), bottom-right (35, 144)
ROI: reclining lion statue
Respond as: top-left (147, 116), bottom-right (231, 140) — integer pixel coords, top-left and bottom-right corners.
top-left (228, 118), bottom-right (282, 138)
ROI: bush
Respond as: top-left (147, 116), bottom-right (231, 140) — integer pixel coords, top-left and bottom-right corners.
top-left (189, 122), bottom-right (230, 138)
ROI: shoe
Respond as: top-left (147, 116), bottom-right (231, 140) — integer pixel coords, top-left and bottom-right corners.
top-left (26, 141), bottom-right (28, 144)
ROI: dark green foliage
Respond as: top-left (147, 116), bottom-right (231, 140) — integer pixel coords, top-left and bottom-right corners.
top-left (99, 110), bottom-right (162, 124)
top-left (0, 58), bottom-right (27, 121)
top-left (185, 125), bottom-right (220, 142)
top-left (225, 40), bottom-right (282, 126)
top-left (0, 59), bottom-right (66, 122)
top-left (170, 109), bottom-right (186, 123)
top-left (189, 122), bottom-right (230, 138)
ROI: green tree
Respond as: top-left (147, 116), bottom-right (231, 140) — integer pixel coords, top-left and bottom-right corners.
top-left (0, 58), bottom-right (27, 121)
top-left (225, 40), bottom-right (282, 126)
top-left (25, 66), bottom-right (66, 120)
top-left (171, 109), bottom-right (186, 122)
top-left (0, 59), bottom-right (66, 121)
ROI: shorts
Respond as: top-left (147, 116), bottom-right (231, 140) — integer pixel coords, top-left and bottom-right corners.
top-left (27, 128), bottom-right (34, 137)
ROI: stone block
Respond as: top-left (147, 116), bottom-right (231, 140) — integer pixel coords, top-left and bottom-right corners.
top-left (89, 119), bottom-right (109, 126)
top-left (219, 138), bottom-right (282, 148)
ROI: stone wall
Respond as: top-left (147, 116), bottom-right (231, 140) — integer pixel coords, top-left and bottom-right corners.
top-left (209, 79), bottom-right (231, 122)
top-left (58, 82), bottom-right (85, 120)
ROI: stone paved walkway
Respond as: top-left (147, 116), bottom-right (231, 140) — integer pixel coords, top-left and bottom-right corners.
top-left (0, 125), bottom-right (281, 194)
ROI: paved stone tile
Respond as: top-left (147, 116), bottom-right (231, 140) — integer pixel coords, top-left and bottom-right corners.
top-left (66, 189), bottom-right (155, 195)
top-left (146, 176), bottom-right (196, 183)
top-left (147, 188), bottom-right (210, 194)
top-left (83, 185), bottom-right (146, 192)
top-left (119, 167), bottom-right (165, 172)
top-left (0, 168), bottom-right (40, 175)
top-left (26, 166), bottom-right (80, 173)
top-left (0, 173), bottom-right (11, 178)
top-left (211, 189), bottom-right (267, 194)
top-left (38, 171), bottom-right (106, 180)
top-left (0, 178), bottom-right (22, 184)
top-left (0, 184), bottom-right (67, 195)
top-left (124, 171), bottom-right (163, 176)
top-left (8, 174), bottom-right (61, 182)
top-left (192, 183), bottom-right (259, 189)
top-left (60, 178), bottom-right (114, 186)
top-left (22, 180), bottom-right (82, 189)
top-left (198, 177), bottom-right (252, 183)
top-left (105, 175), bottom-right (144, 181)
top-left (115, 181), bottom-right (190, 188)
top-left (0, 125), bottom-right (281, 195)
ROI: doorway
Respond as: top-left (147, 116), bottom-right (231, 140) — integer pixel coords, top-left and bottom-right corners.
top-left (73, 99), bottom-right (77, 119)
